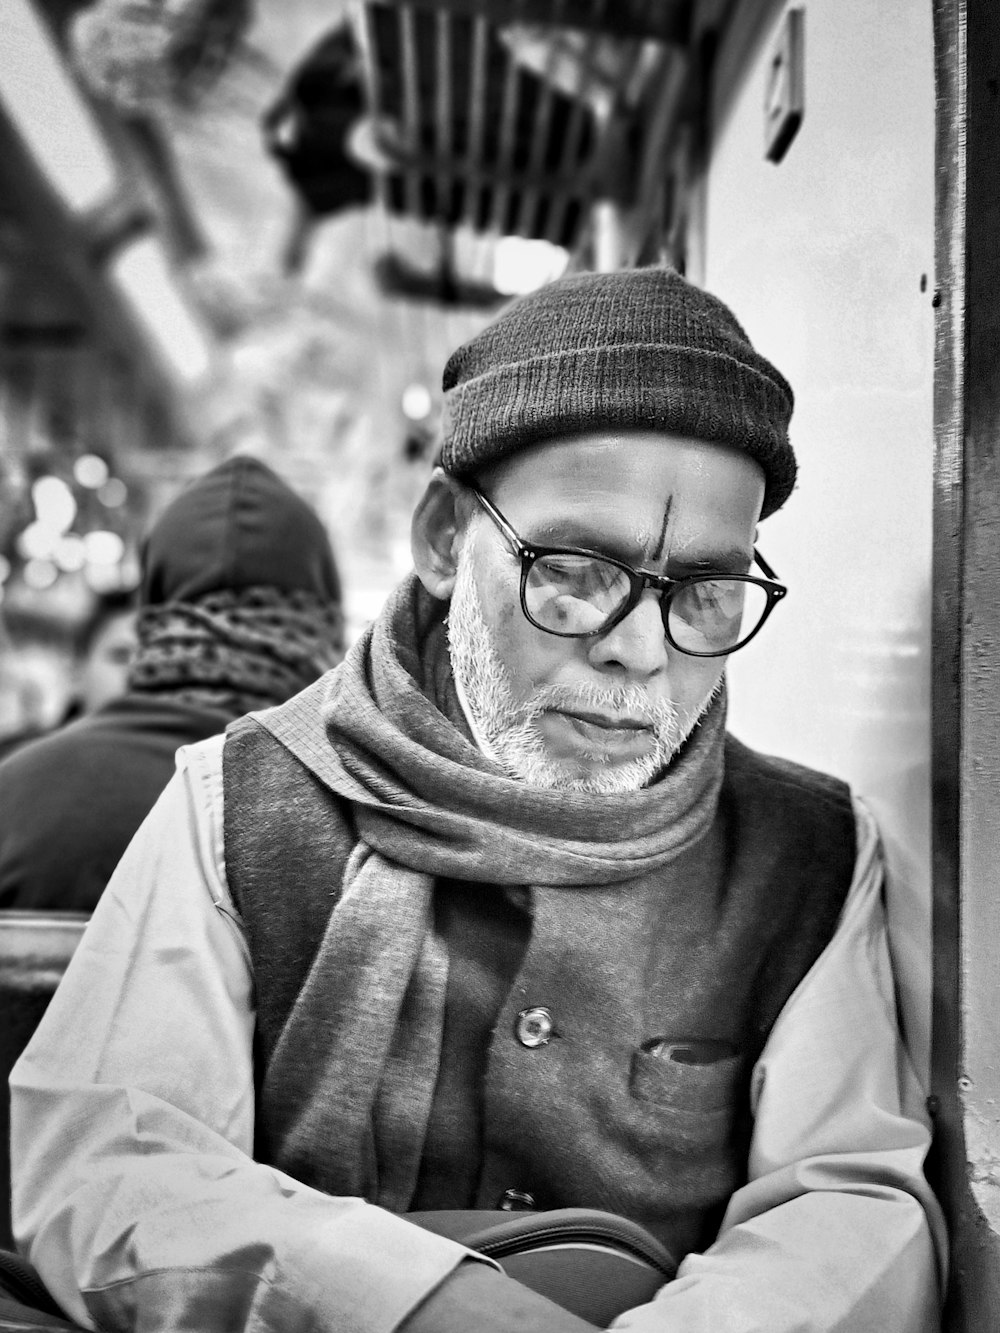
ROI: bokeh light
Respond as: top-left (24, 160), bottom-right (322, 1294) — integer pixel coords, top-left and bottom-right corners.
top-left (401, 383), bottom-right (432, 421)
top-left (74, 453), bottom-right (110, 489)
top-left (98, 477), bottom-right (128, 508)
top-left (55, 533), bottom-right (87, 573)
top-left (17, 520), bottom-right (58, 562)
top-left (22, 558), bottom-right (59, 590)
top-left (31, 475), bottom-right (77, 533)
top-left (493, 236), bottom-right (569, 296)
top-left (83, 529), bottom-right (125, 566)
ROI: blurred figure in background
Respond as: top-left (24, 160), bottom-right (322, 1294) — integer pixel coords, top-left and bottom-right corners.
top-left (0, 660), bottom-right (46, 765)
top-left (0, 592), bottom-right (137, 762)
top-left (0, 455), bottom-right (344, 912)
top-left (60, 589), bottom-right (138, 723)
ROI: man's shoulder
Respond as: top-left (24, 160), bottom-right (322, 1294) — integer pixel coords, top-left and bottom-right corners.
top-left (0, 708), bottom-right (167, 911)
top-left (723, 732), bottom-right (853, 810)
top-left (222, 675), bottom-right (358, 806)
top-left (225, 674), bottom-right (331, 746)
top-left (0, 710), bottom-right (109, 789)
top-left (220, 681), bottom-right (351, 824)
top-left (0, 695), bottom-right (233, 776)
top-left (101, 693), bottom-right (236, 743)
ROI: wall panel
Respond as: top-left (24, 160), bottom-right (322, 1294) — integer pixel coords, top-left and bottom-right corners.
top-left (699, 0), bottom-right (936, 1073)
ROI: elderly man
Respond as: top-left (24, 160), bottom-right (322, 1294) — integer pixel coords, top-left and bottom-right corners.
top-left (10, 268), bottom-right (942, 1332)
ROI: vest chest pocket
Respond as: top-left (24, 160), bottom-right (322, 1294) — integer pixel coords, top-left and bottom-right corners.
top-left (629, 1043), bottom-right (746, 1153)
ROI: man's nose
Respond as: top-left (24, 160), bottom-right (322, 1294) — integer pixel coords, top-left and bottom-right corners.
top-left (586, 589), bottom-right (669, 678)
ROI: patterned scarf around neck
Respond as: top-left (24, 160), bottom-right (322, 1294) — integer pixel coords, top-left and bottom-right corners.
top-left (253, 573), bottom-right (728, 1208)
top-left (131, 585), bottom-right (344, 715)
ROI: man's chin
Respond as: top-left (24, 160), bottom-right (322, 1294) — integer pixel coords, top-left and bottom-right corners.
top-left (532, 756), bottom-right (667, 795)
top-left (549, 759), bottom-right (665, 793)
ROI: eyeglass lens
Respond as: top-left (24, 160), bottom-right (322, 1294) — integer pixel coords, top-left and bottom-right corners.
top-left (524, 553), bottom-right (770, 654)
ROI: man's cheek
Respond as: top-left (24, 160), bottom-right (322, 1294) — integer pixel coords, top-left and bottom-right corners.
top-left (491, 596), bottom-right (521, 647)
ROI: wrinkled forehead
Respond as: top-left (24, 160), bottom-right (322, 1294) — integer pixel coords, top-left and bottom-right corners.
top-left (477, 429), bottom-right (766, 562)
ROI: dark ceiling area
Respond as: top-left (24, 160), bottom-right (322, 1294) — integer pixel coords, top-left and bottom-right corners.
top-left (271, 0), bottom-right (695, 264)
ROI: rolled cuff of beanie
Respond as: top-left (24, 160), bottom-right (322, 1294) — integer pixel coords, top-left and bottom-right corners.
top-left (440, 343), bottom-right (796, 518)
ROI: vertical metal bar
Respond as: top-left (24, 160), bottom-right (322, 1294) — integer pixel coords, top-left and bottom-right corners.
top-left (514, 73), bottom-right (558, 238)
top-left (545, 18), bottom-right (604, 248)
top-left (350, 0), bottom-right (399, 324)
top-left (434, 8), bottom-right (454, 219)
top-left (930, 0), bottom-right (1000, 1327)
top-left (399, 4), bottom-right (422, 215)
top-left (512, 0), bottom-right (573, 240)
top-left (350, 2), bottom-right (389, 213)
top-left (463, 15), bottom-right (489, 227)
top-left (490, 41), bottom-right (522, 233)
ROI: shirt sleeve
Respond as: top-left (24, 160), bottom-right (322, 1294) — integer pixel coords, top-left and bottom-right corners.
top-left (608, 797), bottom-right (947, 1332)
top-left (9, 734), bottom-right (481, 1333)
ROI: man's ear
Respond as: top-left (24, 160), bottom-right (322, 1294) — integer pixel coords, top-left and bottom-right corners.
top-left (411, 469), bottom-right (470, 600)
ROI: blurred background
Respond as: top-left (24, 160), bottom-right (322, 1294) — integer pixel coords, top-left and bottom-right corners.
top-left (0, 0), bottom-right (700, 729)
top-left (10, 5), bottom-right (1000, 1319)
top-left (0, 0), bottom-right (934, 1037)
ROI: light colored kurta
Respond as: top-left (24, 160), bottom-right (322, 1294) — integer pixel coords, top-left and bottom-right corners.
top-left (10, 734), bottom-right (945, 1332)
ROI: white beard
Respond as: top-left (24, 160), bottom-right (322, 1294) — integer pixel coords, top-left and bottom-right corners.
top-left (446, 537), bottom-right (719, 794)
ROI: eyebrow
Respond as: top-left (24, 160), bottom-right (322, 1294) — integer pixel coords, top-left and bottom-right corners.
top-left (533, 518), bottom-right (647, 562)
top-left (531, 520), bottom-right (752, 575)
top-left (665, 548), bottom-right (754, 576)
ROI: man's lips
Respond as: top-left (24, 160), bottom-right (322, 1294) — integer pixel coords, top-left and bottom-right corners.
top-left (549, 709), bottom-right (658, 751)
top-left (551, 708), bottom-right (652, 732)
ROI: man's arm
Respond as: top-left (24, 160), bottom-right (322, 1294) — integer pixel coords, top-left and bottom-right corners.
top-left (607, 798), bottom-right (945, 1331)
top-left (399, 1263), bottom-right (598, 1333)
top-left (9, 739), bottom-right (594, 1333)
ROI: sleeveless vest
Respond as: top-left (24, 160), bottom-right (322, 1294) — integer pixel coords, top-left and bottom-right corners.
top-left (223, 719), bottom-right (856, 1263)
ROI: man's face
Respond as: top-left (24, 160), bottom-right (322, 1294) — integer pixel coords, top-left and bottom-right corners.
top-left (446, 430), bottom-right (765, 792)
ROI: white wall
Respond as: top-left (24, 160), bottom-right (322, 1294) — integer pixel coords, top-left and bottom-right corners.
top-left (700, 0), bottom-right (935, 1071)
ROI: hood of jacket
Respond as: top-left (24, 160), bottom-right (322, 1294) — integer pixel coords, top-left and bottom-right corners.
top-left (139, 455), bottom-right (341, 607)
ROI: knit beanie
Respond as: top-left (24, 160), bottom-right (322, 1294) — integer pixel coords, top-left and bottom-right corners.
top-left (440, 266), bottom-right (796, 518)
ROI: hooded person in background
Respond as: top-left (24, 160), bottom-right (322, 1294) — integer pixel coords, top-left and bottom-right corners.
top-left (0, 455), bottom-right (344, 912)
top-left (11, 269), bottom-right (943, 1332)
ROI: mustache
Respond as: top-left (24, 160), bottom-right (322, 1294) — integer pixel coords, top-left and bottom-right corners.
top-left (518, 683), bottom-right (680, 730)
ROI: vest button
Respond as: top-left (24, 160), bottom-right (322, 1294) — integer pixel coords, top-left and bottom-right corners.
top-left (499, 1188), bottom-right (536, 1211)
top-left (515, 1006), bottom-right (553, 1048)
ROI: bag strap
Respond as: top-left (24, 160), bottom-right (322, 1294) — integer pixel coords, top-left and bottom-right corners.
top-left (408, 1208), bottom-right (676, 1278)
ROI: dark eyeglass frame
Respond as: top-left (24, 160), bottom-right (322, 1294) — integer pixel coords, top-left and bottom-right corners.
top-left (470, 486), bottom-right (788, 658)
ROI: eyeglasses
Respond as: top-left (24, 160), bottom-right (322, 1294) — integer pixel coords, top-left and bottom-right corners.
top-left (470, 487), bottom-right (787, 658)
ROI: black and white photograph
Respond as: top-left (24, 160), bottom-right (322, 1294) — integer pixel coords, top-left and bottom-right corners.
top-left (0, 2), bottom-right (991, 1329)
